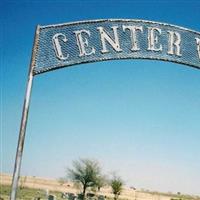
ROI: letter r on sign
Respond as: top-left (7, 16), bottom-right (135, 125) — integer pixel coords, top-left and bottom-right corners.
top-left (196, 38), bottom-right (200, 59)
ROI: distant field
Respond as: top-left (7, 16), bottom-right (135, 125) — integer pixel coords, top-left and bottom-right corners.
top-left (1, 173), bottom-right (199, 200)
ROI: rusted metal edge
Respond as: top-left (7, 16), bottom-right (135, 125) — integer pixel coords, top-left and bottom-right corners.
top-left (33, 56), bottom-right (200, 76)
top-left (40, 19), bottom-right (200, 35)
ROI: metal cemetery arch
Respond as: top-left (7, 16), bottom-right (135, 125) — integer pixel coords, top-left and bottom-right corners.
top-left (10, 19), bottom-right (200, 200)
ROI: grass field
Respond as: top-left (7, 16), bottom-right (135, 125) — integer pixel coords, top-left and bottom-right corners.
top-left (0, 185), bottom-right (116, 200)
top-left (0, 184), bottom-right (65, 200)
top-left (1, 184), bottom-right (200, 200)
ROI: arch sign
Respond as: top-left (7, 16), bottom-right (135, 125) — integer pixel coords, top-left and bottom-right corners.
top-left (34, 19), bottom-right (200, 74)
top-left (11, 19), bottom-right (200, 200)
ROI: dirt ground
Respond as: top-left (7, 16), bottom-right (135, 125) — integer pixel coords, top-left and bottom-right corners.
top-left (0, 173), bottom-right (198, 200)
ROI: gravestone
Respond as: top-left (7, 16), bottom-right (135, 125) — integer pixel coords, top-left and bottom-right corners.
top-left (48, 195), bottom-right (56, 200)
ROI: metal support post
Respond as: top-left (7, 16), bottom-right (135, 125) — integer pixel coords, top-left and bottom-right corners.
top-left (10, 25), bottom-right (40, 200)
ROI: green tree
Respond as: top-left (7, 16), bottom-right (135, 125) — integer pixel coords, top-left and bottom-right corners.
top-left (110, 176), bottom-right (123, 200)
top-left (96, 175), bottom-right (107, 191)
top-left (67, 159), bottom-right (102, 199)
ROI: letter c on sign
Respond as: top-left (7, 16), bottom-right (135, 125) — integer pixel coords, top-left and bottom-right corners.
top-left (52, 33), bottom-right (69, 60)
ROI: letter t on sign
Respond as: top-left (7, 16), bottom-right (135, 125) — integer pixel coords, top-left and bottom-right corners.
top-left (196, 38), bottom-right (200, 59)
top-left (122, 25), bottom-right (143, 51)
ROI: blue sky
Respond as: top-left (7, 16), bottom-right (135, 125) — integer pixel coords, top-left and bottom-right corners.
top-left (1, 0), bottom-right (200, 195)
